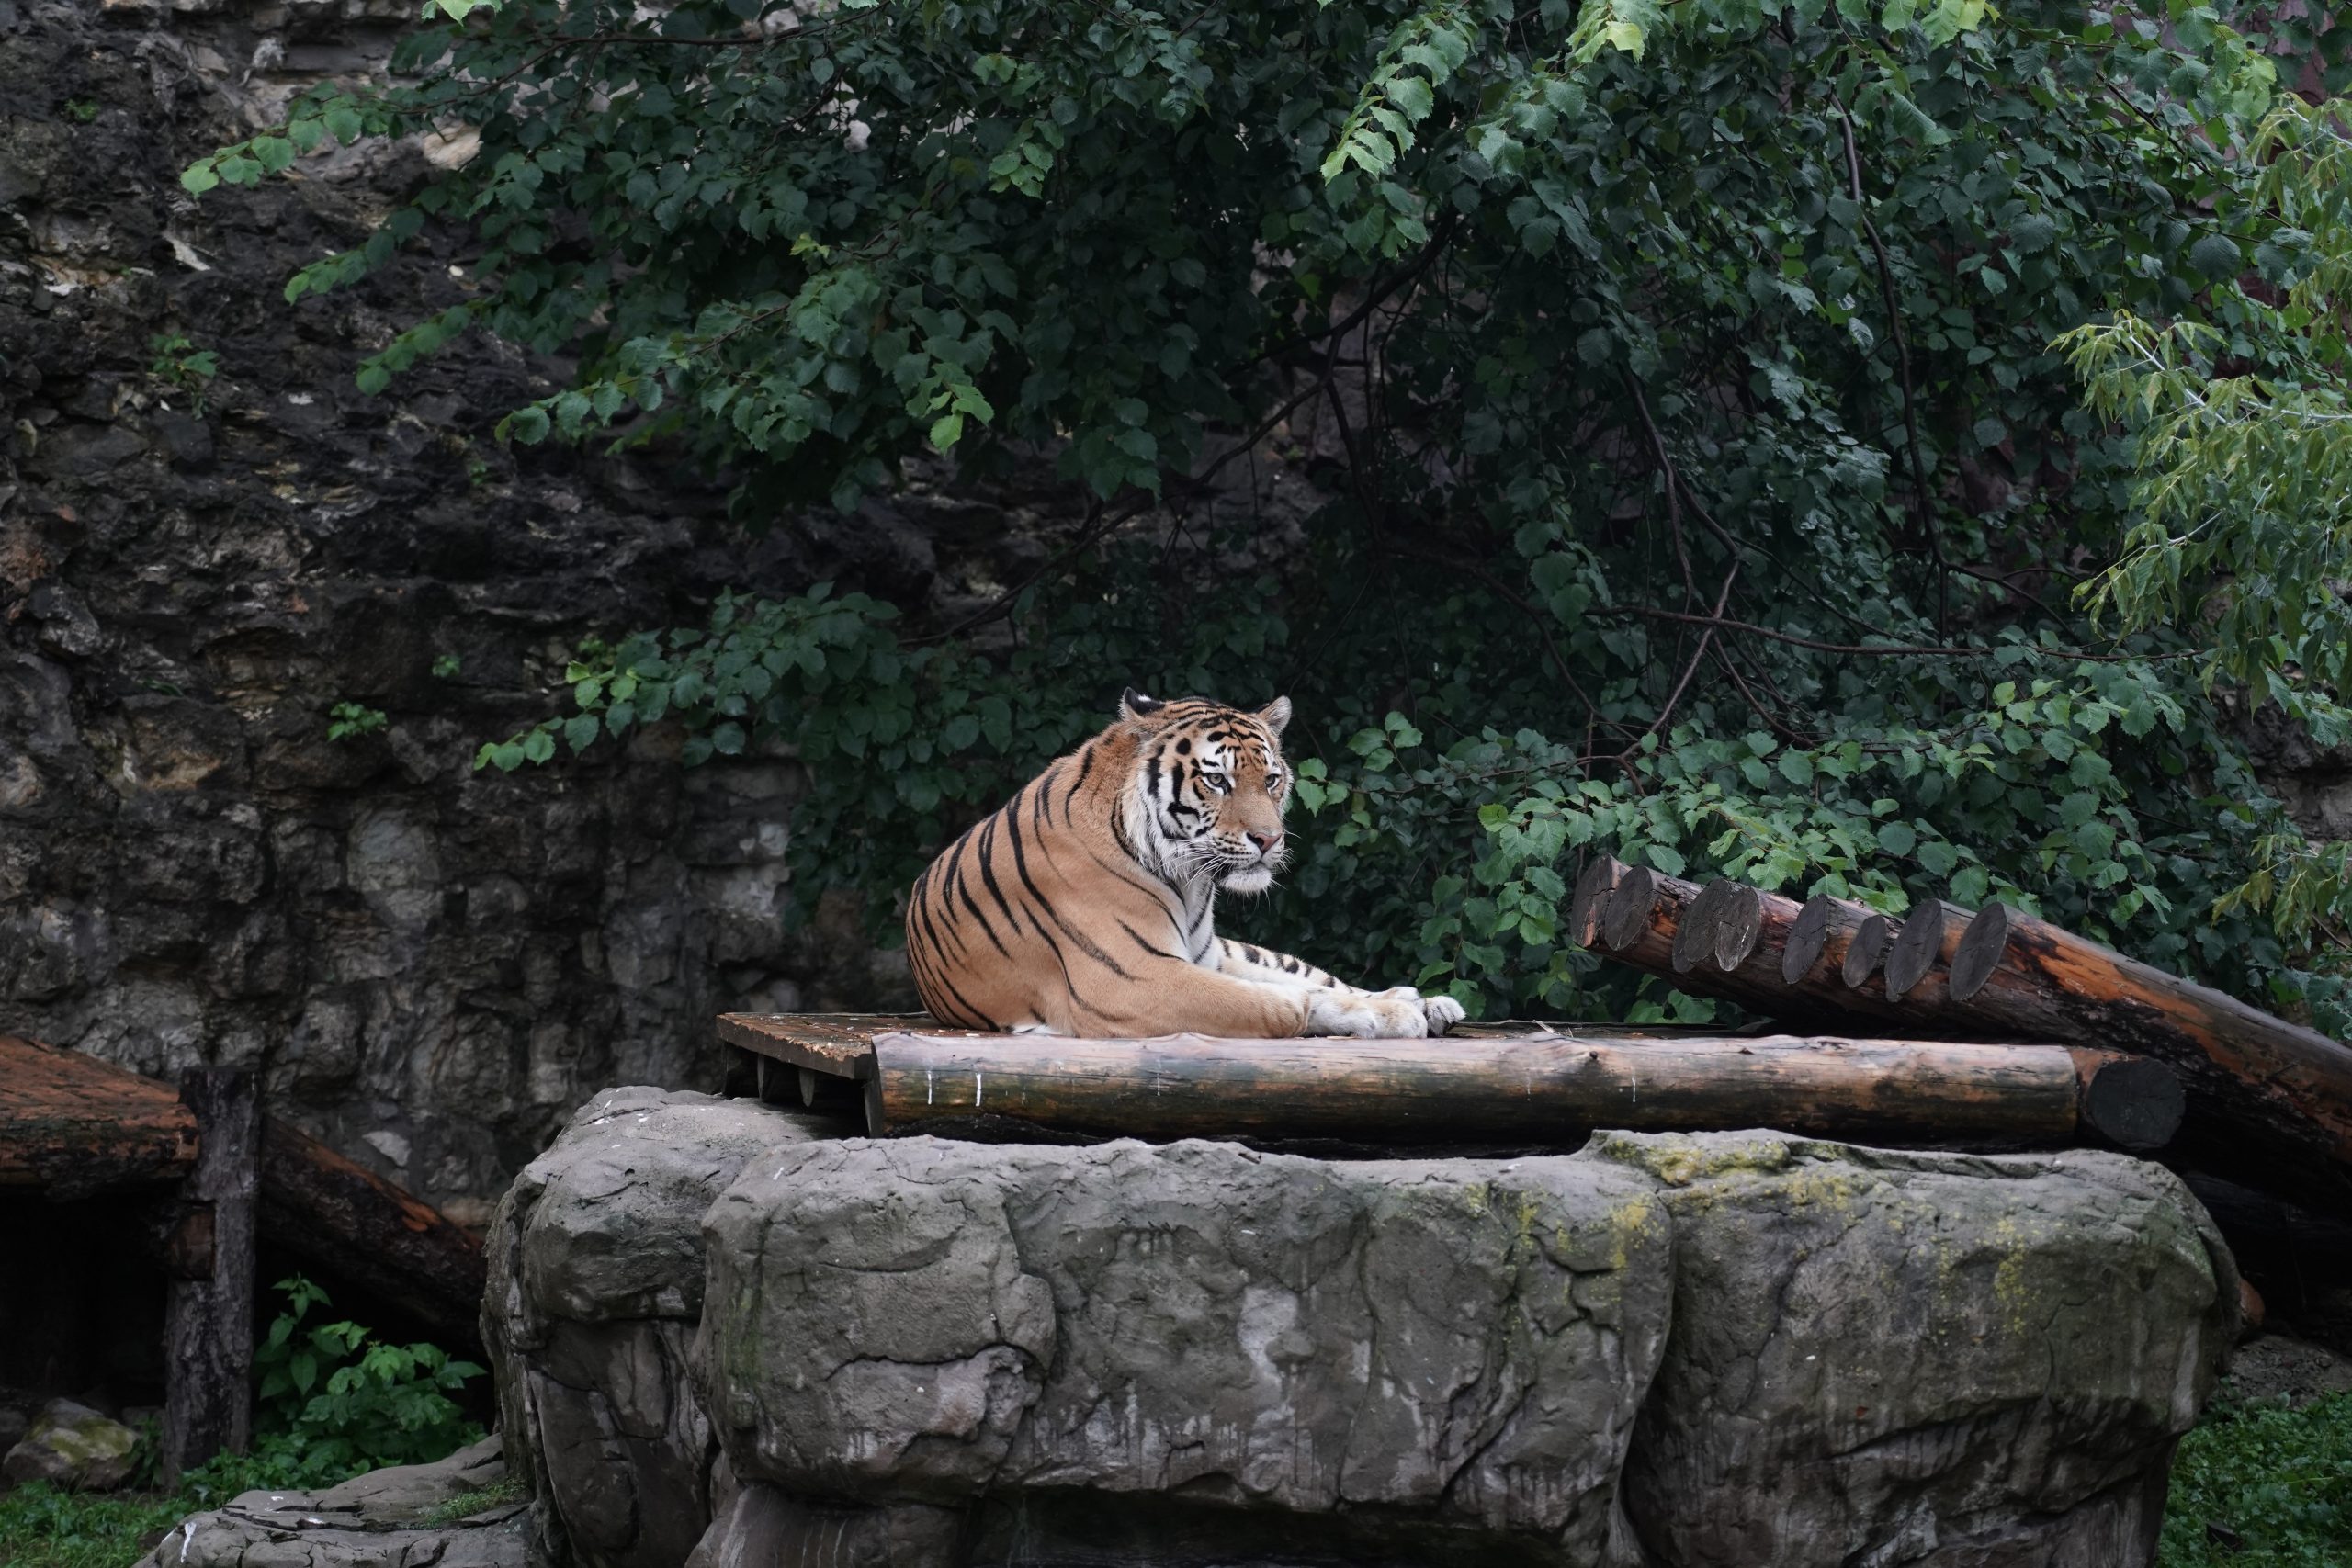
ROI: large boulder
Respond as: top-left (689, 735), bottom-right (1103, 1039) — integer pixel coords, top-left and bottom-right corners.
top-left (2, 1398), bottom-right (139, 1490)
top-left (699, 1139), bottom-right (1675, 1564)
top-left (135, 1433), bottom-right (526, 1568)
top-left (1595, 1134), bottom-right (2236, 1567)
top-left (481, 1088), bottom-right (836, 1568)
top-left (489, 1097), bottom-right (2239, 1568)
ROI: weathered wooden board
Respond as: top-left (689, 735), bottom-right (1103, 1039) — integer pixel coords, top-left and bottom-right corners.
top-left (0, 1034), bottom-right (198, 1192)
top-left (865, 1031), bottom-right (2179, 1150)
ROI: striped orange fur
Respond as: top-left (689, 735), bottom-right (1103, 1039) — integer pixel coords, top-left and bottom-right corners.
top-left (903, 690), bottom-right (1464, 1038)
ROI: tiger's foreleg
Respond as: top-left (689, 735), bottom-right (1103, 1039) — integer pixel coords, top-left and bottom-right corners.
top-left (1076, 953), bottom-right (1435, 1039)
top-left (1212, 938), bottom-right (1465, 1036)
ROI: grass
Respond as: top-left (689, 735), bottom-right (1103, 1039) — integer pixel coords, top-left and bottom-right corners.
top-left (2157, 1392), bottom-right (2352, 1566)
top-left (0, 1450), bottom-right (322, 1568)
top-left (414, 1472), bottom-right (525, 1528)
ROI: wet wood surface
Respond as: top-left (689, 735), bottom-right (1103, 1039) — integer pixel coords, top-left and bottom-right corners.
top-left (0, 1034), bottom-right (198, 1192)
top-left (866, 1031), bottom-right (2174, 1149)
top-left (1949, 902), bottom-right (2352, 1195)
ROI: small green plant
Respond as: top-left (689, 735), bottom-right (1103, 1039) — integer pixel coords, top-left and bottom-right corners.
top-left (146, 333), bottom-right (220, 415)
top-left (431, 653), bottom-right (462, 680)
top-left (64, 99), bottom-right (98, 122)
top-left (326, 702), bottom-right (389, 741)
top-left (252, 1275), bottom-right (485, 1481)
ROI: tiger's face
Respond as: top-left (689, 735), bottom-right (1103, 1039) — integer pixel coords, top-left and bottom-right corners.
top-left (1120, 689), bottom-right (1293, 893)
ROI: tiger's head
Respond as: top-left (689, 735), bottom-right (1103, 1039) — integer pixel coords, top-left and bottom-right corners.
top-left (1118, 688), bottom-right (1294, 894)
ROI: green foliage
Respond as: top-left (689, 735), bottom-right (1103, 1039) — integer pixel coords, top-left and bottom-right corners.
top-left (431, 653), bottom-right (463, 680)
top-left (0, 1447), bottom-right (326, 1568)
top-left (64, 98), bottom-right (98, 123)
top-left (2158, 1392), bottom-right (2352, 1566)
top-left (147, 333), bottom-right (220, 416)
top-left (327, 703), bottom-right (389, 741)
top-left (252, 1275), bottom-right (486, 1481)
top-left (199, 0), bottom-right (2352, 1025)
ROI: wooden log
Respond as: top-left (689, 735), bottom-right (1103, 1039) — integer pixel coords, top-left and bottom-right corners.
top-left (0, 1035), bottom-right (198, 1194)
top-left (1782, 894), bottom-right (1867, 986)
top-left (1711, 884), bottom-right (1768, 971)
top-left (1884, 899), bottom-right (1973, 1004)
top-left (1671, 878), bottom-right (1741, 973)
top-left (866, 1031), bottom-right (2180, 1152)
top-left (163, 1068), bottom-right (258, 1486)
top-left (1568, 856), bottom-right (1628, 948)
top-left (257, 1119), bottom-right (487, 1354)
top-left (1947, 903), bottom-right (2352, 1193)
top-left (1841, 913), bottom-right (1895, 989)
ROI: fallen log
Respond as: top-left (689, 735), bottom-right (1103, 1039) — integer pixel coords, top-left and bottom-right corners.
top-left (866, 1032), bottom-right (2181, 1152)
top-left (258, 1119), bottom-right (487, 1353)
top-left (1947, 903), bottom-right (2352, 1200)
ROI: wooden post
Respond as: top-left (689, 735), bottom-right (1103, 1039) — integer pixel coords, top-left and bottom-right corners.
top-left (866, 1031), bottom-right (2180, 1151)
top-left (162, 1067), bottom-right (258, 1486)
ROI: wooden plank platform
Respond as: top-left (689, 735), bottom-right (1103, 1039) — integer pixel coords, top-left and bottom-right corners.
top-left (716, 1011), bottom-right (1737, 1090)
top-left (0, 1034), bottom-right (199, 1192)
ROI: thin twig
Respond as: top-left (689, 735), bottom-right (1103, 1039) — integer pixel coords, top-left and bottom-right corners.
top-left (1620, 564), bottom-right (1741, 767)
top-left (1834, 94), bottom-right (1947, 633)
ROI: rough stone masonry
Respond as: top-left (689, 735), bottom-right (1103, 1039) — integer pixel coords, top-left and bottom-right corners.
top-left (485, 1090), bottom-right (2239, 1568)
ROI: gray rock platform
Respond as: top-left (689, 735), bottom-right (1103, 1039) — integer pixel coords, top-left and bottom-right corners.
top-left (132, 1434), bottom-right (526, 1568)
top-left (486, 1089), bottom-right (2240, 1568)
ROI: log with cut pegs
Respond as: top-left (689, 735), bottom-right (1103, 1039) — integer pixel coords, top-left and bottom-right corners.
top-left (865, 1030), bottom-right (2182, 1152)
top-left (1577, 859), bottom-right (1921, 1029)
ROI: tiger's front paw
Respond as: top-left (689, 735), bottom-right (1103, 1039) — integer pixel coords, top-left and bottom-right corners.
top-left (1306, 988), bottom-right (1430, 1039)
top-left (1420, 993), bottom-right (1466, 1035)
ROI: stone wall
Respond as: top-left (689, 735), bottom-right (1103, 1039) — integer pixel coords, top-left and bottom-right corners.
top-left (0, 0), bottom-right (939, 1222)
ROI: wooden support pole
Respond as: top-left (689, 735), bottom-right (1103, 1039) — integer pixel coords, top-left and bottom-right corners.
top-left (866, 1032), bottom-right (2180, 1151)
top-left (1949, 903), bottom-right (2352, 1200)
top-left (162, 1067), bottom-right (258, 1487)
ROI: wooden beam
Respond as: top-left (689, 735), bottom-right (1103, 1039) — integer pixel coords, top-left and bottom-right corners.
top-left (0, 1036), bottom-right (197, 1193)
top-left (1949, 903), bottom-right (2352, 1192)
top-left (162, 1067), bottom-right (258, 1486)
top-left (865, 1031), bottom-right (2178, 1151)
top-left (258, 1119), bottom-right (487, 1354)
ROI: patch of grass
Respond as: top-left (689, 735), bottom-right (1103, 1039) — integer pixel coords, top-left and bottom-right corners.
top-left (415, 1472), bottom-right (524, 1528)
top-left (2160, 1392), bottom-right (2352, 1566)
top-left (0, 1483), bottom-right (191, 1568)
top-left (0, 1447), bottom-right (332, 1568)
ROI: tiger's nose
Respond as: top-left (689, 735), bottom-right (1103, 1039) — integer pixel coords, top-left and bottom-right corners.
top-left (1248, 830), bottom-right (1283, 855)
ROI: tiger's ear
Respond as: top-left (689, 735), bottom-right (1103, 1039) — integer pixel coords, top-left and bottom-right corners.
top-left (1256, 695), bottom-right (1293, 736)
top-left (1119, 687), bottom-right (1165, 722)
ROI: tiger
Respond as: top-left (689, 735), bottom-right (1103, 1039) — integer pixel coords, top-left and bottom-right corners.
top-left (902, 689), bottom-right (1466, 1039)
